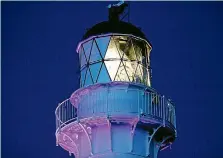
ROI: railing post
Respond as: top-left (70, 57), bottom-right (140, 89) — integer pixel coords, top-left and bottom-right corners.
top-left (58, 103), bottom-right (61, 131)
top-left (77, 99), bottom-right (79, 122)
top-left (155, 93), bottom-right (157, 116)
top-left (174, 107), bottom-right (176, 128)
top-left (150, 92), bottom-right (152, 115)
top-left (64, 101), bottom-right (66, 124)
top-left (56, 111), bottom-right (58, 131)
top-left (67, 100), bottom-right (69, 121)
top-left (163, 96), bottom-right (165, 127)
top-left (107, 85), bottom-right (109, 117)
top-left (174, 107), bottom-right (177, 137)
top-left (138, 90), bottom-right (140, 116)
top-left (144, 91), bottom-right (146, 114)
top-left (160, 95), bottom-right (163, 118)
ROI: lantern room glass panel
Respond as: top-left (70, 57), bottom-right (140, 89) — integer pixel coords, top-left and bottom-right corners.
top-left (79, 34), bottom-right (152, 87)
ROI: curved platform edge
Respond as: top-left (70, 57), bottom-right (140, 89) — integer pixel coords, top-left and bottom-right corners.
top-left (56, 115), bottom-right (176, 158)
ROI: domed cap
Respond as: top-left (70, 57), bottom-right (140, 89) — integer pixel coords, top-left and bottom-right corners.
top-left (82, 21), bottom-right (148, 41)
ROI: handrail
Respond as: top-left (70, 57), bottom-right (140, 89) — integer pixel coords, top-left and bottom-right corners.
top-left (55, 98), bottom-right (70, 124)
top-left (55, 99), bottom-right (77, 132)
top-left (55, 89), bottom-right (176, 133)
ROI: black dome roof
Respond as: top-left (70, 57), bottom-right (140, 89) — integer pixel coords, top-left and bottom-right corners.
top-left (83, 21), bottom-right (148, 41)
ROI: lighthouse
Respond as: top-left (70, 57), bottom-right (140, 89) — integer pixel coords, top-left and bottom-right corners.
top-left (55, 2), bottom-right (177, 158)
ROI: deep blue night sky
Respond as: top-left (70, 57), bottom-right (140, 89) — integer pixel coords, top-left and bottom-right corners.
top-left (2, 1), bottom-right (223, 158)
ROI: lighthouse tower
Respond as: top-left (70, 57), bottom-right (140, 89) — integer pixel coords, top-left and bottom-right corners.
top-left (55, 2), bottom-right (177, 158)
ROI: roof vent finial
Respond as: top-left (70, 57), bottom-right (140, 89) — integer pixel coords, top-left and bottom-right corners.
top-left (108, 0), bottom-right (128, 22)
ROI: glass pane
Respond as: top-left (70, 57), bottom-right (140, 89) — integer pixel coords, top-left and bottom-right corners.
top-left (147, 68), bottom-right (151, 86)
top-left (141, 42), bottom-right (147, 66)
top-left (134, 64), bottom-right (143, 83)
top-left (83, 40), bottom-right (93, 63)
top-left (121, 38), bottom-right (137, 61)
top-left (132, 38), bottom-right (147, 67)
top-left (97, 63), bottom-right (111, 82)
top-left (81, 67), bottom-right (87, 86)
top-left (142, 66), bottom-right (148, 85)
top-left (114, 36), bottom-right (127, 60)
top-left (89, 40), bottom-right (101, 63)
top-left (134, 46), bottom-right (142, 62)
top-left (89, 62), bottom-right (102, 82)
top-left (84, 68), bottom-right (93, 86)
top-left (80, 46), bottom-right (87, 67)
top-left (105, 37), bottom-right (122, 60)
top-left (111, 36), bottom-right (137, 61)
top-left (115, 62), bottom-right (129, 81)
top-left (123, 61), bottom-right (138, 82)
top-left (105, 60), bottom-right (121, 80)
top-left (95, 36), bottom-right (111, 58)
top-left (146, 45), bottom-right (151, 67)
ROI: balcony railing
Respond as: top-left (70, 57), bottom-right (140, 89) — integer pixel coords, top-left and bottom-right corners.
top-left (55, 90), bottom-right (176, 133)
top-left (55, 99), bottom-right (78, 132)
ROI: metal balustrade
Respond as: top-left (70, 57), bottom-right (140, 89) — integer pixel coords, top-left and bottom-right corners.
top-left (55, 99), bottom-right (78, 132)
top-left (55, 91), bottom-right (176, 133)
